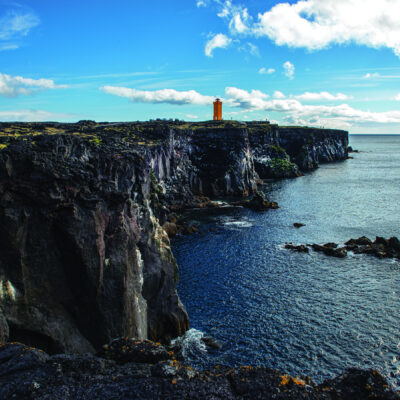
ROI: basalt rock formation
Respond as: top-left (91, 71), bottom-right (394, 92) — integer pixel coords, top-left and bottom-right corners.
top-left (0, 120), bottom-right (348, 354)
top-left (1, 341), bottom-right (398, 400)
top-left (285, 236), bottom-right (400, 260)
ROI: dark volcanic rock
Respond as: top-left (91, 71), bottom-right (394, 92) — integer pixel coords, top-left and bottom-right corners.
top-left (0, 121), bottom-right (349, 354)
top-left (0, 344), bottom-right (399, 400)
top-left (201, 336), bottom-right (222, 349)
top-left (0, 343), bottom-right (398, 400)
top-left (97, 337), bottom-right (171, 365)
top-left (311, 243), bottom-right (347, 258)
top-left (237, 192), bottom-right (279, 211)
top-left (290, 236), bottom-right (400, 261)
top-left (345, 236), bottom-right (400, 259)
top-left (285, 243), bottom-right (310, 253)
top-left (0, 124), bottom-right (190, 353)
top-left (346, 236), bottom-right (373, 246)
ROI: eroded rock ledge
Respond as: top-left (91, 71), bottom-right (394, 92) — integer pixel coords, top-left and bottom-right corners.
top-left (0, 341), bottom-right (398, 400)
top-left (0, 120), bottom-right (348, 353)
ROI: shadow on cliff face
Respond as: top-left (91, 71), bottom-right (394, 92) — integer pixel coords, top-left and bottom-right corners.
top-left (8, 323), bottom-right (63, 355)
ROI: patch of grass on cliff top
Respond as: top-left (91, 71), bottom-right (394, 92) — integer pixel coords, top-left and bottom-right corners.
top-left (0, 122), bottom-right (166, 147)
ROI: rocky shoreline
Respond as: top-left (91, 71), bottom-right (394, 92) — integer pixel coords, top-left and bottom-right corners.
top-left (1, 340), bottom-right (398, 399)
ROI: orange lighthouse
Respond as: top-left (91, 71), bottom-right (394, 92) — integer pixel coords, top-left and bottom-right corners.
top-left (213, 98), bottom-right (222, 121)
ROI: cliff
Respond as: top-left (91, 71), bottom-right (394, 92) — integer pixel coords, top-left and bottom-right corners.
top-left (0, 120), bottom-right (348, 354)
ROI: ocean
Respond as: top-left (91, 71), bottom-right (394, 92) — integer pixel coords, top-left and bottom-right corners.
top-left (172, 134), bottom-right (400, 389)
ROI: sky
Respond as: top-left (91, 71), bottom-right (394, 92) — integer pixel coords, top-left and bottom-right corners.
top-left (1, 0), bottom-right (400, 134)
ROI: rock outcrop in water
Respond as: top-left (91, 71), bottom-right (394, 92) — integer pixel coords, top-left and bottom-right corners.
top-left (0, 120), bottom-right (348, 353)
top-left (286, 236), bottom-right (400, 260)
top-left (1, 341), bottom-right (398, 399)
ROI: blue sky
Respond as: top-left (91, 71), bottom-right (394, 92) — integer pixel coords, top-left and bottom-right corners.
top-left (1, 0), bottom-right (400, 133)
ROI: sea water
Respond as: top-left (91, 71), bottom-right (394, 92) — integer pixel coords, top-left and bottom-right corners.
top-left (172, 135), bottom-right (400, 388)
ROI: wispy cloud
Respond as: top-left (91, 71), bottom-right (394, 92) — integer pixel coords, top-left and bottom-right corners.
top-left (0, 43), bottom-right (18, 51)
top-left (0, 109), bottom-right (73, 122)
top-left (0, 8), bottom-right (40, 49)
top-left (100, 86), bottom-right (214, 105)
top-left (395, 94), bottom-right (400, 101)
top-left (283, 61), bottom-right (295, 79)
top-left (196, 0), bottom-right (209, 7)
top-left (363, 72), bottom-right (380, 79)
top-left (293, 92), bottom-right (350, 101)
top-left (68, 71), bottom-right (160, 80)
top-left (238, 42), bottom-right (259, 56)
top-left (205, 33), bottom-right (232, 57)
top-left (259, 67), bottom-right (275, 75)
top-left (0, 73), bottom-right (68, 98)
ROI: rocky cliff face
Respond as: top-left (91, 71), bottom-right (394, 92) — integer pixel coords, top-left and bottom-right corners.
top-left (0, 121), bottom-right (348, 354)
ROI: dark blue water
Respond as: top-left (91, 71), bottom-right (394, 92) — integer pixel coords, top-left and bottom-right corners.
top-left (172, 135), bottom-right (400, 388)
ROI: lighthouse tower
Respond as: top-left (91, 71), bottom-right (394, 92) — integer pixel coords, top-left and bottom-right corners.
top-left (213, 98), bottom-right (222, 121)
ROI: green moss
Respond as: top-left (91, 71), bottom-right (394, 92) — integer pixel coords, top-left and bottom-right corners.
top-left (270, 158), bottom-right (296, 172)
top-left (89, 137), bottom-right (102, 146)
top-left (270, 145), bottom-right (286, 155)
top-left (0, 143), bottom-right (8, 150)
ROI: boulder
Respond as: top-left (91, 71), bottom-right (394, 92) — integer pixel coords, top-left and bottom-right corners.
top-left (97, 338), bottom-right (171, 365)
top-left (345, 236), bottom-right (372, 246)
top-left (201, 336), bottom-right (222, 349)
top-left (163, 222), bottom-right (178, 238)
top-left (285, 243), bottom-right (309, 253)
top-left (238, 192), bottom-right (279, 211)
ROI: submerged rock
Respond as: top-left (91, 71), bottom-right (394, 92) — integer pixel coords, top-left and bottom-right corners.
top-left (201, 336), bottom-right (222, 349)
top-left (293, 222), bottom-right (305, 228)
top-left (285, 243), bottom-right (310, 253)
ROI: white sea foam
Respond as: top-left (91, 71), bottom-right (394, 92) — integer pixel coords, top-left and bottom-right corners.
top-left (171, 328), bottom-right (207, 359)
top-left (220, 216), bottom-right (254, 229)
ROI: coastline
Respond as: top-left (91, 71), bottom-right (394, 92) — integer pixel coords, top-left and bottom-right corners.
top-left (2, 121), bottom-right (398, 397)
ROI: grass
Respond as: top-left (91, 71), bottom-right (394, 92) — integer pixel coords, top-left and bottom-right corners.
top-left (269, 157), bottom-right (296, 171)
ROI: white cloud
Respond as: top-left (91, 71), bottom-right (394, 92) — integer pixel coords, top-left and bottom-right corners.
top-left (0, 73), bottom-right (68, 97)
top-left (205, 33), bottom-right (232, 57)
top-left (225, 86), bottom-right (400, 125)
top-left (294, 92), bottom-right (350, 101)
top-left (0, 109), bottom-right (73, 122)
top-left (259, 67), bottom-right (275, 75)
top-left (395, 93), bottom-right (400, 101)
top-left (186, 114), bottom-right (199, 119)
top-left (196, 0), bottom-right (208, 7)
top-left (0, 10), bottom-right (39, 50)
top-left (100, 86), bottom-right (214, 105)
top-left (273, 91), bottom-right (285, 99)
top-left (214, 0), bottom-right (400, 57)
top-left (225, 87), bottom-right (270, 110)
top-left (283, 61), bottom-right (295, 79)
top-left (364, 72), bottom-right (381, 79)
